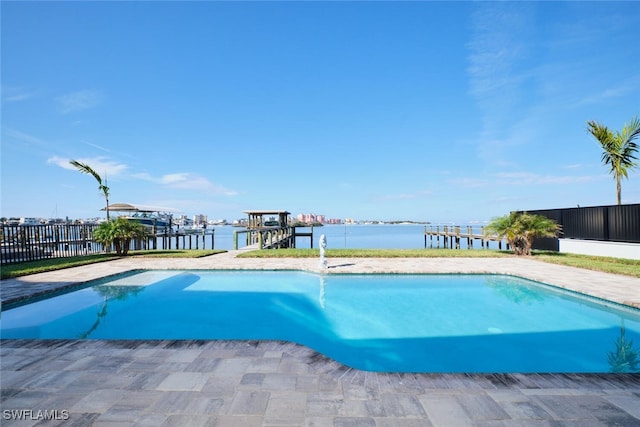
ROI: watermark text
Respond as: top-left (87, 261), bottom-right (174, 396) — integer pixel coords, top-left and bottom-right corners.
top-left (3, 409), bottom-right (70, 421)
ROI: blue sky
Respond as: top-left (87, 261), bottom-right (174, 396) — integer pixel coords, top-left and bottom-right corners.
top-left (2, 1), bottom-right (639, 223)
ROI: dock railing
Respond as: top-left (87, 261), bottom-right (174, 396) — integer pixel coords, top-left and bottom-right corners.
top-left (233, 226), bottom-right (300, 250)
top-left (1, 224), bottom-right (216, 265)
top-left (424, 225), bottom-right (508, 250)
top-left (1, 224), bottom-right (101, 264)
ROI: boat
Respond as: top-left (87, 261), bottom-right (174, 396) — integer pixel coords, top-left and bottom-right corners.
top-left (104, 203), bottom-right (178, 233)
top-left (19, 217), bottom-right (41, 226)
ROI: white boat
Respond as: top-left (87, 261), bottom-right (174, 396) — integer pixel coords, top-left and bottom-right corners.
top-left (126, 212), bottom-right (172, 230)
top-left (19, 217), bottom-right (41, 226)
top-left (104, 203), bottom-right (178, 233)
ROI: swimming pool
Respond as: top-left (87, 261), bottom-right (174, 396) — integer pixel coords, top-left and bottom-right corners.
top-left (2, 270), bottom-right (639, 373)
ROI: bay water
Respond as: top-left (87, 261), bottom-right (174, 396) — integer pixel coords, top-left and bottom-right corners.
top-left (193, 224), bottom-right (504, 251)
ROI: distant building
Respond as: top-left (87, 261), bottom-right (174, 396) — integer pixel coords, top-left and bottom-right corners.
top-left (193, 214), bottom-right (207, 226)
top-left (174, 215), bottom-right (193, 227)
top-left (296, 213), bottom-right (327, 224)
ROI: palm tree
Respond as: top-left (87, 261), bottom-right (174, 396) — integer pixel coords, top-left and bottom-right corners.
top-left (484, 212), bottom-right (561, 256)
top-left (587, 116), bottom-right (640, 205)
top-left (70, 160), bottom-right (111, 220)
top-left (92, 217), bottom-right (148, 255)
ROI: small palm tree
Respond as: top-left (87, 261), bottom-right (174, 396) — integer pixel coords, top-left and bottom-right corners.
top-left (484, 212), bottom-right (561, 256)
top-left (70, 160), bottom-right (111, 219)
top-left (587, 116), bottom-right (640, 205)
top-left (92, 217), bottom-right (148, 255)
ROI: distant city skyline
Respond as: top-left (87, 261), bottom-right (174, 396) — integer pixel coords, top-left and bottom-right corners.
top-left (1, 211), bottom-right (407, 225)
top-left (2, 2), bottom-right (639, 223)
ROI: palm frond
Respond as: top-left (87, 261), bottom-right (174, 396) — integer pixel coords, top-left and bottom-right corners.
top-left (70, 160), bottom-right (103, 185)
top-left (620, 116), bottom-right (640, 146)
top-left (588, 117), bottom-right (640, 203)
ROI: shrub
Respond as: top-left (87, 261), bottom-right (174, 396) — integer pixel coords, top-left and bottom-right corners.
top-left (92, 217), bottom-right (149, 255)
top-left (484, 212), bottom-right (561, 256)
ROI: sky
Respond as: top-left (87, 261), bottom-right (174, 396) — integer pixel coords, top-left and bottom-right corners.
top-left (2, 1), bottom-right (639, 224)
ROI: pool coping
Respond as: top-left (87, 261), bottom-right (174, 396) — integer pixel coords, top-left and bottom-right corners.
top-left (2, 252), bottom-right (639, 308)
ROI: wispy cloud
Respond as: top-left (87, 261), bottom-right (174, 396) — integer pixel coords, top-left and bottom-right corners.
top-left (466, 3), bottom-right (532, 109)
top-left (134, 172), bottom-right (238, 196)
top-left (372, 189), bottom-right (432, 202)
top-left (449, 177), bottom-right (490, 189)
top-left (5, 92), bottom-right (36, 102)
top-left (47, 156), bottom-right (128, 177)
top-left (493, 172), bottom-right (597, 185)
top-left (2, 86), bottom-right (38, 103)
top-left (451, 171), bottom-right (599, 188)
top-left (466, 2), bottom-right (538, 168)
top-left (82, 141), bottom-right (112, 153)
top-left (570, 76), bottom-right (640, 108)
top-left (548, 8), bottom-right (638, 49)
top-left (4, 128), bottom-right (47, 146)
top-left (55, 90), bottom-right (103, 114)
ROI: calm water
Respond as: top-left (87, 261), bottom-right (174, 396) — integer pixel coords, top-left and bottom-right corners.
top-left (3, 270), bottom-right (639, 373)
top-left (199, 224), bottom-right (503, 251)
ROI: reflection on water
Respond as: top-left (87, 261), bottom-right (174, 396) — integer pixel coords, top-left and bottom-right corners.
top-left (608, 322), bottom-right (640, 373)
top-left (484, 276), bottom-right (546, 305)
top-left (319, 276), bottom-right (327, 309)
top-left (78, 285), bottom-right (144, 339)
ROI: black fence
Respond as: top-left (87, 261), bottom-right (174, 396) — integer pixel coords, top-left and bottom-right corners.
top-left (1, 224), bottom-right (216, 265)
top-left (523, 204), bottom-right (640, 251)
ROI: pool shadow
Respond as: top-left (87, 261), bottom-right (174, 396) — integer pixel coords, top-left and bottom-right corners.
top-left (328, 263), bottom-right (356, 269)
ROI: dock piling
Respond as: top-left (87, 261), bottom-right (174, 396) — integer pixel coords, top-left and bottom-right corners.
top-left (424, 224), bottom-right (505, 250)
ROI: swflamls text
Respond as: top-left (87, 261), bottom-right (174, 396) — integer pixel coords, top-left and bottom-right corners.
top-left (2, 409), bottom-right (70, 421)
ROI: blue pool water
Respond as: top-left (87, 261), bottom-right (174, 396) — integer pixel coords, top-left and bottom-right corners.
top-left (2, 270), bottom-right (639, 373)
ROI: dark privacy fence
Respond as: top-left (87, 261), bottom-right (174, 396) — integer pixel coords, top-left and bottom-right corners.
top-left (523, 204), bottom-right (640, 250)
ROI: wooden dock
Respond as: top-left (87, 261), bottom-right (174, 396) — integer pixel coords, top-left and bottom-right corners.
top-left (233, 210), bottom-right (313, 250)
top-left (233, 226), bottom-right (314, 250)
top-left (424, 225), bottom-right (508, 250)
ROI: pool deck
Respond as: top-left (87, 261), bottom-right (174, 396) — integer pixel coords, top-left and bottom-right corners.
top-left (1, 252), bottom-right (640, 426)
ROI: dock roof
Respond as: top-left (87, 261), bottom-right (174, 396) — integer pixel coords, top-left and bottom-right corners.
top-left (104, 203), bottom-right (180, 213)
top-left (243, 210), bottom-right (291, 215)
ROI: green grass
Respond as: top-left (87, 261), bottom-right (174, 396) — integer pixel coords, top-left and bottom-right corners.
top-left (2, 248), bottom-right (638, 279)
top-left (0, 250), bottom-right (225, 279)
top-left (237, 248), bottom-right (640, 277)
top-left (236, 248), bottom-right (513, 258)
top-left (128, 249), bottom-right (225, 258)
top-left (531, 251), bottom-right (640, 278)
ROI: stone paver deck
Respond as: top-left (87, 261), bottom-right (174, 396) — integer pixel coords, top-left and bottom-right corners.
top-left (2, 252), bottom-right (640, 426)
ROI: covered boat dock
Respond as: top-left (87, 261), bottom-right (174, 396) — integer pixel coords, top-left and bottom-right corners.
top-left (234, 210), bottom-right (313, 250)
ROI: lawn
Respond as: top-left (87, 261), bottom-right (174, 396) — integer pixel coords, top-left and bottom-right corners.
top-left (237, 248), bottom-right (640, 277)
top-left (0, 250), bottom-right (224, 279)
top-left (1, 248), bottom-right (638, 279)
top-left (532, 251), bottom-right (640, 278)
top-left (236, 248), bottom-right (513, 258)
